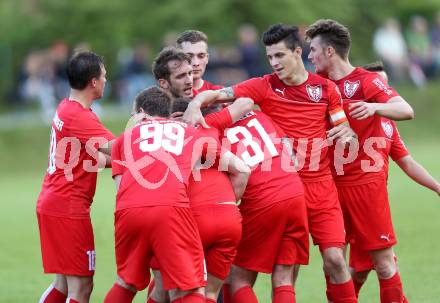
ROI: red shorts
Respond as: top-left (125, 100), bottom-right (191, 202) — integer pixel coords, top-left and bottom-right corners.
top-left (303, 179), bottom-right (346, 248)
top-left (234, 196), bottom-right (309, 273)
top-left (338, 179), bottom-right (396, 250)
top-left (37, 212), bottom-right (95, 276)
top-left (349, 243), bottom-right (374, 272)
top-left (192, 204), bottom-right (242, 280)
top-left (115, 206), bottom-right (206, 291)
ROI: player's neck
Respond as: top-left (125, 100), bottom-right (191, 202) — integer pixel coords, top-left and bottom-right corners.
top-left (193, 78), bottom-right (204, 90)
top-left (282, 68), bottom-right (308, 86)
top-left (69, 90), bottom-right (93, 109)
top-left (327, 59), bottom-right (355, 81)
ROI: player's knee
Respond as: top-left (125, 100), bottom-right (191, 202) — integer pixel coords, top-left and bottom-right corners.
top-left (374, 259), bottom-right (396, 279)
top-left (323, 251), bottom-right (346, 274)
top-left (271, 265), bottom-right (294, 288)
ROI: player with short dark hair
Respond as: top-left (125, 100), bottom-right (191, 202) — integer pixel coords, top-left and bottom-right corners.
top-left (36, 51), bottom-right (115, 303)
top-left (306, 19), bottom-right (414, 303)
top-left (185, 23), bottom-right (358, 303)
top-left (152, 47), bottom-right (194, 99)
top-left (176, 30), bottom-right (223, 92)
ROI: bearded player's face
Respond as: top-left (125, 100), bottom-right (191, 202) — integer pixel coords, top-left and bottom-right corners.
top-left (265, 41), bottom-right (301, 82)
top-left (166, 60), bottom-right (194, 98)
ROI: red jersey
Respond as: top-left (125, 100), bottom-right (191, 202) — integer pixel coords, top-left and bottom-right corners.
top-left (111, 118), bottom-right (204, 211)
top-left (379, 119), bottom-right (409, 180)
top-left (188, 108), bottom-right (236, 207)
top-left (329, 67), bottom-right (400, 185)
top-left (233, 72), bottom-right (347, 182)
top-left (196, 80), bottom-right (223, 93)
top-left (221, 110), bottom-right (303, 209)
top-left (36, 99), bottom-right (115, 218)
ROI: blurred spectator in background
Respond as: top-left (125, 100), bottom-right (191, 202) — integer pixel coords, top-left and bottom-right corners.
top-left (49, 41), bottom-right (70, 101)
top-left (430, 11), bottom-right (440, 75)
top-left (373, 18), bottom-right (410, 83)
top-left (406, 15), bottom-right (437, 80)
top-left (19, 49), bottom-right (57, 122)
top-left (298, 24), bottom-right (313, 71)
top-left (116, 43), bottom-right (154, 109)
top-left (237, 24), bottom-right (267, 77)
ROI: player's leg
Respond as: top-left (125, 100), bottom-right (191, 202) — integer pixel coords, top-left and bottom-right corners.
top-left (38, 274), bottom-right (67, 303)
top-left (304, 180), bottom-right (357, 303)
top-left (168, 287), bottom-right (205, 303)
top-left (65, 275), bottom-right (93, 303)
top-left (370, 247), bottom-right (404, 303)
top-left (205, 273), bottom-right (226, 303)
top-left (229, 265), bottom-right (259, 303)
top-left (272, 265), bottom-right (296, 303)
top-left (103, 275), bottom-right (137, 303)
top-left (348, 242), bottom-right (374, 297)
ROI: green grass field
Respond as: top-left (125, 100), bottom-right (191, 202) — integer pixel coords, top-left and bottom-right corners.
top-left (0, 83), bottom-right (439, 302)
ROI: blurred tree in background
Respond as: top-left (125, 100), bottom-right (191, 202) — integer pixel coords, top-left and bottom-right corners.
top-left (0, 0), bottom-right (439, 104)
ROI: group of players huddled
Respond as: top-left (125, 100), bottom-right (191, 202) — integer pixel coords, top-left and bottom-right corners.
top-left (36, 19), bottom-right (440, 303)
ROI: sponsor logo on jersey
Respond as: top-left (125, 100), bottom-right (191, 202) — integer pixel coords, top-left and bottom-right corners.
top-left (306, 84), bottom-right (322, 102)
top-left (373, 78), bottom-right (393, 95)
top-left (381, 120), bottom-right (394, 138)
top-left (344, 80), bottom-right (360, 98)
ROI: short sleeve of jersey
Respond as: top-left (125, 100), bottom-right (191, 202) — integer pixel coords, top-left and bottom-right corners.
top-left (111, 135), bottom-right (125, 178)
top-left (363, 74), bottom-right (399, 103)
top-left (70, 110), bottom-right (115, 144)
top-left (233, 77), bottom-right (268, 105)
top-left (205, 108), bottom-right (233, 131)
top-left (390, 124), bottom-right (409, 161)
top-left (327, 80), bottom-right (347, 126)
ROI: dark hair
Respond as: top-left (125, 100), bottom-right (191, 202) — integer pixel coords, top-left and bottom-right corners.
top-left (134, 86), bottom-right (171, 117)
top-left (262, 24), bottom-right (301, 51)
top-left (170, 97), bottom-right (190, 113)
top-left (176, 30), bottom-right (208, 47)
top-left (152, 47), bottom-right (191, 81)
top-left (362, 61), bottom-right (385, 72)
top-left (305, 19), bottom-right (351, 59)
top-left (67, 51), bottom-right (104, 90)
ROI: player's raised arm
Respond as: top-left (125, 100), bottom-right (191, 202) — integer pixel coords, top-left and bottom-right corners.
top-left (395, 155), bottom-right (440, 197)
top-left (225, 97), bottom-right (254, 122)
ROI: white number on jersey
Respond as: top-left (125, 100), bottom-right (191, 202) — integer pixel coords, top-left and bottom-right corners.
top-left (47, 127), bottom-right (57, 174)
top-left (86, 250), bottom-right (96, 271)
top-left (139, 123), bottom-right (185, 155)
top-left (226, 118), bottom-right (278, 166)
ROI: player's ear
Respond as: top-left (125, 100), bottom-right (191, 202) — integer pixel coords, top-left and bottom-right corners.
top-left (295, 46), bottom-right (302, 57)
top-left (158, 78), bottom-right (169, 90)
top-left (326, 45), bottom-right (335, 57)
top-left (90, 77), bottom-right (97, 88)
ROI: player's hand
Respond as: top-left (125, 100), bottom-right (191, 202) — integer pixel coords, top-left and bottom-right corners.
top-left (182, 103), bottom-right (210, 128)
top-left (349, 102), bottom-right (377, 120)
top-left (327, 123), bottom-right (357, 144)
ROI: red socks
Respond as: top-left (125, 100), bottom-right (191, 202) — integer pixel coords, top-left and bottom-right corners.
top-left (328, 280), bottom-right (357, 303)
top-left (379, 272), bottom-right (403, 303)
top-left (104, 283), bottom-right (136, 303)
top-left (222, 283), bottom-right (232, 303)
top-left (171, 293), bottom-right (205, 303)
top-left (66, 299), bottom-right (80, 303)
top-left (325, 275), bottom-right (334, 302)
top-left (39, 285), bottom-right (67, 303)
top-left (232, 286), bottom-right (258, 303)
top-left (273, 285), bottom-right (296, 303)
top-left (205, 299), bottom-right (217, 303)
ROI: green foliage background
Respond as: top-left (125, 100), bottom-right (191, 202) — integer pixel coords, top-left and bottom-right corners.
top-left (1, 0), bottom-right (439, 100)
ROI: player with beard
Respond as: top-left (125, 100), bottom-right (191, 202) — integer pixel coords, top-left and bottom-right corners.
top-left (305, 19), bottom-right (414, 303)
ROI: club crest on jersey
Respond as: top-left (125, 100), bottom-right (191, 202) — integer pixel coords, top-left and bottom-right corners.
top-left (344, 80), bottom-right (360, 98)
top-left (306, 84), bottom-right (322, 102)
top-left (381, 120), bottom-right (394, 138)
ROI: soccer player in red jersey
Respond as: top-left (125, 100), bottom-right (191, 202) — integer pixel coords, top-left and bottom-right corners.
top-left (104, 87), bottom-right (215, 303)
top-left (176, 30), bottom-right (224, 93)
top-left (153, 47), bottom-right (195, 99)
top-left (305, 19), bottom-right (414, 303)
top-left (36, 51), bottom-right (115, 303)
top-left (186, 24), bottom-right (358, 302)
top-left (344, 63), bottom-right (440, 300)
